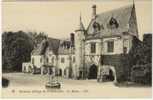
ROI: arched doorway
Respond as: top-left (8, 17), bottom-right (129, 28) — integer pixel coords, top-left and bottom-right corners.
top-left (88, 64), bottom-right (98, 79)
top-left (98, 66), bottom-right (117, 83)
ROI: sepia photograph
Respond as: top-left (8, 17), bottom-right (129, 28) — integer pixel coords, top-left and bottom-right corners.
top-left (1, 0), bottom-right (152, 98)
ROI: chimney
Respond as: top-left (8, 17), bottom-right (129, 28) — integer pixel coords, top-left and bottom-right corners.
top-left (92, 5), bottom-right (96, 19)
top-left (70, 33), bottom-right (75, 47)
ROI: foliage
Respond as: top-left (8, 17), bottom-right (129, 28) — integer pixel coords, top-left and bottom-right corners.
top-left (28, 32), bottom-right (47, 48)
top-left (2, 31), bottom-right (47, 72)
top-left (128, 34), bottom-right (152, 84)
top-left (129, 35), bottom-right (152, 65)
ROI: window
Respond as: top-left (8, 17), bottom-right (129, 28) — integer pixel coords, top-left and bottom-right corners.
top-left (107, 41), bottom-right (114, 53)
top-left (46, 57), bottom-right (49, 63)
top-left (123, 47), bottom-right (127, 54)
top-left (93, 22), bottom-right (101, 33)
top-left (107, 17), bottom-right (119, 29)
top-left (73, 57), bottom-right (75, 63)
top-left (40, 58), bottom-right (42, 63)
top-left (32, 58), bottom-right (34, 65)
top-left (123, 39), bottom-right (129, 54)
top-left (61, 57), bottom-right (65, 63)
top-left (52, 57), bottom-right (54, 64)
top-left (91, 43), bottom-right (96, 53)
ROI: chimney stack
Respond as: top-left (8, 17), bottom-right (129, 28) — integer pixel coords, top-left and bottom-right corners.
top-left (70, 33), bottom-right (75, 47)
top-left (92, 5), bottom-right (96, 19)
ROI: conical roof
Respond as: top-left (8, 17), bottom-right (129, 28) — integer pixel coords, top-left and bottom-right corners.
top-left (76, 15), bottom-right (85, 31)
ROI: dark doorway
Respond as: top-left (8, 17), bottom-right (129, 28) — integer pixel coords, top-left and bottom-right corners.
top-left (107, 69), bottom-right (114, 81)
top-left (59, 69), bottom-right (62, 76)
top-left (78, 71), bottom-right (83, 79)
top-left (64, 69), bottom-right (67, 76)
top-left (88, 64), bottom-right (97, 79)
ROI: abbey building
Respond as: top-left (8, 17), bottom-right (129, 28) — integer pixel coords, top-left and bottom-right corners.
top-left (22, 4), bottom-right (141, 83)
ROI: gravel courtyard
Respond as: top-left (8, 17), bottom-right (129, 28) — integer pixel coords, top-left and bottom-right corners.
top-left (2, 73), bottom-right (152, 98)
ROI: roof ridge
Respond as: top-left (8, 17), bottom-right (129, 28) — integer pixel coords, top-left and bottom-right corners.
top-left (48, 37), bottom-right (60, 41)
top-left (97, 4), bottom-right (133, 16)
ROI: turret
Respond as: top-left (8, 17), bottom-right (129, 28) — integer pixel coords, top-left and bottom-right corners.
top-left (74, 15), bottom-right (85, 79)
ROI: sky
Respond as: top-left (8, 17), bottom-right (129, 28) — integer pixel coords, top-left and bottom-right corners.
top-left (2, 0), bottom-right (152, 40)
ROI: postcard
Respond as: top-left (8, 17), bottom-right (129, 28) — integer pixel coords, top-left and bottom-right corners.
top-left (2, 0), bottom-right (152, 98)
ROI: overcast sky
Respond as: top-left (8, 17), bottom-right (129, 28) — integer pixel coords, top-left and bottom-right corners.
top-left (2, 0), bottom-right (152, 40)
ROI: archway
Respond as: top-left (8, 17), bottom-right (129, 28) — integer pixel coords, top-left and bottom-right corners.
top-left (106, 69), bottom-right (115, 81)
top-left (98, 65), bottom-right (117, 83)
top-left (88, 64), bottom-right (98, 79)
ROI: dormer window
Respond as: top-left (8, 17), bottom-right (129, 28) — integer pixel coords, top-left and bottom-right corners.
top-left (107, 17), bottom-right (119, 29)
top-left (93, 21), bottom-right (101, 33)
top-left (100, 24), bottom-right (104, 30)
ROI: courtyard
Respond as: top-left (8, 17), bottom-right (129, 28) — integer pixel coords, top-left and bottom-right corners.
top-left (2, 73), bottom-right (152, 98)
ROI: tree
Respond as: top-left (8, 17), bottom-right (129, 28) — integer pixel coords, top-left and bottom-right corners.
top-left (28, 31), bottom-right (47, 48)
top-left (2, 31), bottom-right (34, 72)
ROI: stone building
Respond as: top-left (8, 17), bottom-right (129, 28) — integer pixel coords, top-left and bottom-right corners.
top-left (73, 4), bottom-right (139, 82)
top-left (22, 4), bottom-right (141, 83)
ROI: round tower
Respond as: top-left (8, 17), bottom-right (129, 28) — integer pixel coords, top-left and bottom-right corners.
top-left (74, 15), bottom-right (85, 79)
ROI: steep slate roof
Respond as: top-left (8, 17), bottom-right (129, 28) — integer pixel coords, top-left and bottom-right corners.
top-left (31, 37), bottom-right (60, 55)
top-left (86, 5), bottom-right (138, 40)
top-left (31, 37), bottom-right (74, 55)
top-left (47, 38), bottom-right (60, 55)
top-left (58, 40), bottom-right (75, 55)
top-left (31, 41), bottom-right (44, 55)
